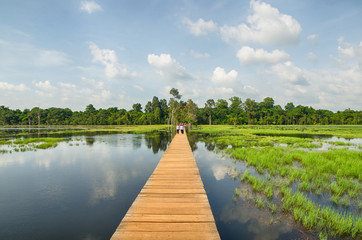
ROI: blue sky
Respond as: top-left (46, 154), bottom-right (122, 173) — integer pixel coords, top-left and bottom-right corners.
top-left (0, 0), bottom-right (361, 111)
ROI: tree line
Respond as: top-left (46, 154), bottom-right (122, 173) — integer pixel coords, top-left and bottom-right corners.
top-left (0, 88), bottom-right (360, 126)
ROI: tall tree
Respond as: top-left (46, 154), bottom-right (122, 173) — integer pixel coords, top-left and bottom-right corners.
top-left (215, 99), bottom-right (228, 124)
top-left (169, 88), bottom-right (181, 127)
top-left (185, 99), bottom-right (198, 130)
top-left (244, 98), bottom-right (258, 125)
top-left (205, 99), bottom-right (215, 125)
top-left (229, 96), bottom-right (243, 125)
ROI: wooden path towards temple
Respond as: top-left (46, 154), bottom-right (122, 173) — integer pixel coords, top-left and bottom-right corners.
top-left (111, 132), bottom-right (220, 240)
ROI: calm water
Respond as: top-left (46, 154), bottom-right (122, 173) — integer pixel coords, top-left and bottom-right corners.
top-left (0, 132), bottom-right (309, 240)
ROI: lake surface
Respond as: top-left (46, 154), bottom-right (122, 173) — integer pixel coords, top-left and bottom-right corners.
top-left (0, 132), bottom-right (310, 240)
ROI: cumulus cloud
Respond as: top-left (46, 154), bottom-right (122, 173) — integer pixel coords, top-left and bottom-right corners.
top-left (271, 61), bottom-right (309, 86)
top-left (0, 82), bottom-right (28, 91)
top-left (237, 46), bottom-right (289, 65)
top-left (80, 1), bottom-right (102, 14)
top-left (211, 67), bottom-right (238, 84)
top-left (337, 37), bottom-right (362, 59)
top-left (35, 80), bottom-right (56, 91)
top-left (147, 53), bottom-right (192, 81)
top-left (183, 18), bottom-right (218, 36)
top-left (89, 42), bottom-right (138, 79)
top-left (147, 53), bottom-right (174, 68)
top-left (220, 0), bottom-right (301, 45)
top-left (315, 38), bottom-right (362, 109)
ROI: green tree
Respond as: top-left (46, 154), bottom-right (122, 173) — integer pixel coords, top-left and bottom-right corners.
top-left (215, 99), bottom-right (228, 124)
top-left (229, 96), bottom-right (243, 125)
top-left (169, 88), bottom-right (182, 127)
top-left (244, 98), bottom-right (258, 125)
top-left (132, 103), bottom-right (142, 112)
top-left (205, 99), bottom-right (215, 125)
top-left (185, 99), bottom-right (198, 130)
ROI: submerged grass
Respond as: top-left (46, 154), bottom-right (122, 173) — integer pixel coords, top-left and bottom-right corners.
top-left (194, 125), bottom-right (362, 239)
top-left (0, 137), bottom-right (65, 152)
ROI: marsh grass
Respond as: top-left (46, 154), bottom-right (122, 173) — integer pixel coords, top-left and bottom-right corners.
top-left (0, 137), bottom-right (65, 152)
top-left (36, 142), bottom-right (58, 149)
top-left (193, 125), bottom-right (362, 138)
top-left (194, 125), bottom-right (362, 238)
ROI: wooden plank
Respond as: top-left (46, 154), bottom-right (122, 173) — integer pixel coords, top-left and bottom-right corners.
top-left (111, 133), bottom-right (220, 240)
top-left (116, 222), bottom-right (219, 232)
top-left (112, 231), bottom-right (220, 240)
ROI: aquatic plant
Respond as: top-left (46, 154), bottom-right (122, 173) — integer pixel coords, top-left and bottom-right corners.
top-left (195, 125), bottom-right (362, 238)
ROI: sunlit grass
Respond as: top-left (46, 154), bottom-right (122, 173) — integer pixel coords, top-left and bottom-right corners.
top-left (194, 125), bottom-right (362, 238)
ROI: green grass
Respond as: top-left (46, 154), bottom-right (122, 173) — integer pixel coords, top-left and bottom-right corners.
top-left (192, 125), bottom-right (362, 138)
top-left (36, 142), bottom-right (58, 149)
top-left (193, 125), bottom-right (362, 239)
top-left (13, 137), bottom-right (63, 145)
top-left (0, 137), bottom-right (65, 152)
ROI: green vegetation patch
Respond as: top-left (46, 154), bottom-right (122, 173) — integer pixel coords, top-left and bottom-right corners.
top-left (0, 137), bottom-right (66, 153)
top-left (194, 125), bottom-right (362, 239)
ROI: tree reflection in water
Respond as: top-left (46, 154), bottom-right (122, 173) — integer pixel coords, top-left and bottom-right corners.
top-left (144, 132), bottom-right (172, 154)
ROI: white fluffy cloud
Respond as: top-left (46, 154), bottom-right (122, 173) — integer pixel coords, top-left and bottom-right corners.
top-left (0, 82), bottom-right (28, 91)
top-left (80, 1), bottom-right (102, 14)
top-left (89, 42), bottom-right (138, 79)
top-left (220, 0), bottom-right (301, 45)
top-left (211, 67), bottom-right (238, 84)
top-left (35, 80), bottom-right (56, 91)
top-left (147, 53), bottom-right (191, 81)
top-left (183, 18), bottom-right (218, 36)
top-left (237, 46), bottom-right (289, 65)
top-left (147, 53), bottom-right (174, 67)
top-left (337, 37), bottom-right (362, 61)
top-left (271, 61), bottom-right (309, 86)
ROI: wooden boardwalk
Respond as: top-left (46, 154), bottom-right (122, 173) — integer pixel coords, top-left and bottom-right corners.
top-left (111, 132), bottom-right (220, 240)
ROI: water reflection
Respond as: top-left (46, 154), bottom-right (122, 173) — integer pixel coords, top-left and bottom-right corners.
top-left (0, 131), bottom-right (318, 240)
top-left (219, 203), bottom-right (295, 240)
top-left (0, 133), bottom-right (171, 240)
top-left (192, 138), bottom-right (311, 240)
top-left (85, 137), bottom-right (95, 146)
top-left (144, 132), bottom-right (171, 153)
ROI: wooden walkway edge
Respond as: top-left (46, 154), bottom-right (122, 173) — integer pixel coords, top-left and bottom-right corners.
top-left (111, 132), bottom-right (220, 240)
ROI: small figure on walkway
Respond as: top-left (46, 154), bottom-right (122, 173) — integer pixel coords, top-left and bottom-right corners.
top-left (180, 123), bottom-right (184, 134)
top-left (176, 124), bottom-right (180, 134)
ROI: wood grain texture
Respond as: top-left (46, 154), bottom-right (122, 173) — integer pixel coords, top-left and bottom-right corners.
top-left (110, 133), bottom-right (220, 240)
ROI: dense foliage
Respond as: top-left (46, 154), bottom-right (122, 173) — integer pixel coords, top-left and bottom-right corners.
top-left (0, 90), bottom-right (361, 126)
